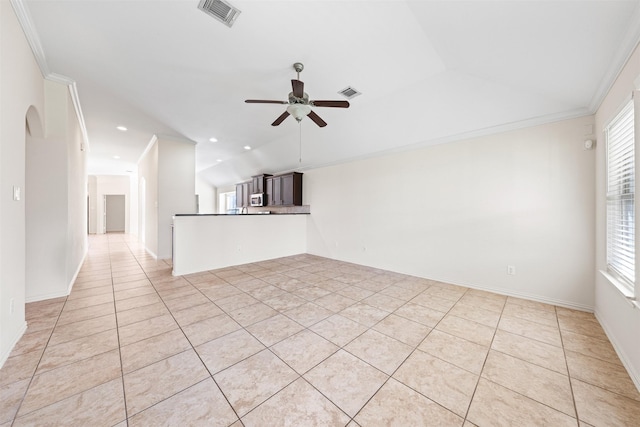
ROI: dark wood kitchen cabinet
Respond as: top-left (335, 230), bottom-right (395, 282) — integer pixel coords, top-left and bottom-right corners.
top-left (266, 172), bottom-right (302, 206)
top-left (251, 174), bottom-right (271, 195)
top-left (235, 181), bottom-right (251, 208)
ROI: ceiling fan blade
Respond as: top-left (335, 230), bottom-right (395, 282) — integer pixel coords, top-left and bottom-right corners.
top-left (311, 100), bottom-right (350, 108)
top-left (271, 111), bottom-right (290, 126)
top-left (245, 100), bottom-right (288, 104)
top-left (307, 110), bottom-right (327, 127)
top-left (292, 79), bottom-right (304, 98)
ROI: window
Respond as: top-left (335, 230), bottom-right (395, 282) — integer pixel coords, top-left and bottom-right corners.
top-left (218, 191), bottom-right (237, 214)
top-left (606, 100), bottom-right (635, 293)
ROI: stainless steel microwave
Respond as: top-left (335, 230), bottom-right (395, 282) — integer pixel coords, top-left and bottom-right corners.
top-left (250, 193), bottom-right (265, 207)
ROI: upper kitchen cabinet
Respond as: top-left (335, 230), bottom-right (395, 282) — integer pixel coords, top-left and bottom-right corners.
top-left (267, 172), bottom-right (303, 206)
top-left (251, 174), bottom-right (271, 195)
top-left (235, 181), bottom-right (251, 208)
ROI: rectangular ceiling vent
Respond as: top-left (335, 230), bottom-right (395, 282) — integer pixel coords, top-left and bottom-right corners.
top-left (338, 86), bottom-right (362, 100)
top-left (198, 0), bottom-right (241, 28)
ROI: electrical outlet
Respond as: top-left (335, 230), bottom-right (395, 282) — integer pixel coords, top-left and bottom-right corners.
top-left (13, 186), bottom-right (21, 201)
top-left (10, 298), bottom-right (15, 314)
top-left (507, 265), bottom-right (516, 275)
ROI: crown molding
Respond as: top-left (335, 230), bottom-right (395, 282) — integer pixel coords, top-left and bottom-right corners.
top-left (137, 135), bottom-right (159, 165)
top-left (588, 3), bottom-right (640, 113)
top-left (46, 72), bottom-right (74, 85)
top-left (10, 0), bottom-right (90, 152)
top-left (10, 0), bottom-right (49, 75)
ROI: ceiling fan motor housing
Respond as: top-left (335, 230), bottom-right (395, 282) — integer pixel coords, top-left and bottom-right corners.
top-left (288, 92), bottom-right (310, 104)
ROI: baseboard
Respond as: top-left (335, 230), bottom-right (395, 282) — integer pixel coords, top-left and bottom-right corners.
top-left (24, 247), bottom-right (87, 303)
top-left (145, 247), bottom-right (158, 260)
top-left (67, 245), bottom-right (88, 295)
top-left (25, 289), bottom-right (70, 303)
top-left (0, 321), bottom-right (27, 369)
top-left (594, 311), bottom-right (640, 393)
top-left (306, 253), bottom-right (595, 312)
top-left (448, 280), bottom-right (595, 312)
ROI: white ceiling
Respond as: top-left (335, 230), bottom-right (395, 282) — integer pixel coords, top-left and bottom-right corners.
top-left (22, 0), bottom-right (640, 187)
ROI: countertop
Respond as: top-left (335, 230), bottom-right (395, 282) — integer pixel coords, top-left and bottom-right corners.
top-left (174, 212), bottom-right (310, 216)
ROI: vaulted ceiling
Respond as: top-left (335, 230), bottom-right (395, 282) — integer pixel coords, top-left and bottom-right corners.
top-left (22, 0), bottom-right (640, 187)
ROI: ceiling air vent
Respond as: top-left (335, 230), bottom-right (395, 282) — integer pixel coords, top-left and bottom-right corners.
top-left (338, 86), bottom-right (361, 100)
top-left (198, 0), bottom-right (241, 28)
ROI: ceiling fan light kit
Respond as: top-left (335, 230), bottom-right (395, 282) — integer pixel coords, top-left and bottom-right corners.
top-left (245, 62), bottom-right (350, 127)
top-left (286, 104), bottom-right (311, 121)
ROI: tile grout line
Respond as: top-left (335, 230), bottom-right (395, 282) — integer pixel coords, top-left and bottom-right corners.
top-left (8, 273), bottom-right (73, 424)
top-left (231, 262), bottom-right (367, 424)
top-left (341, 281), bottom-right (464, 423)
top-left (107, 235), bottom-right (132, 426)
top-left (119, 235), bottom-right (245, 425)
top-left (353, 286), bottom-right (479, 423)
top-left (8, 236), bottom-right (115, 425)
top-left (460, 290), bottom-right (506, 423)
top-left (8, 235), bottom-right (636, 425)
top-left (556, 305), bottom-right (582, 425)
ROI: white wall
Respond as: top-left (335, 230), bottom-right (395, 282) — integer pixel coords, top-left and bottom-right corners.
top-left (157, 136), bottom-right (196, 259)
top-left (1, 1), bottom-right (45, 365)
top-left (196, 174), bottom-right (216, 214)
top-left (23, 77), bottom-right (88, 304)
top-left (173, 215), bottom-right (307, 275)
top-left (1, 4), bottom-right (88, 364)
top-left (63, 80), bottom-right (88, 298)
top-left (138, 140), bottom-right (159, 257)
top-left (306, 115), bottom-right (596, 310)
top-left (137, 136), bottom-right (195, 259)
top-left (25, 83), bottom-right (67, 302)
top-left (94, 175), bottom-right (131, 234)
top-left (594, 43), bottom-right (640, 390)
top-left (129, 172), bottom-right (138, 236)
top-left (87, 175), bottom-right (97, 234)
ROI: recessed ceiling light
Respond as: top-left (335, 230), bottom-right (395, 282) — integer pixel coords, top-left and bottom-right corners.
top-left (244, 145), bottom-right (251, 150)
top-left (116, 126), bottom-right (127, 131)
top-left (209, 137), bottom-right (218, 142)
top-left (113, 155), bottom-right (120, 159)
top-left (125, 170), bottom-right (134, 173)
top-left (216, 159), bottom-right (223, 162)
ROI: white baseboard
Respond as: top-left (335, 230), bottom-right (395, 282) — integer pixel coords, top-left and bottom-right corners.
top-left (67, 246), bottom-right (88, 295)
top-left (312, 253), bottom-right (594, 312)
top-left (595, 311), bottom-right (640, 393)
top-left (25, 289), bottom-right (70, 303)
top-left (25, 247), bottom-right (87, 304)
top-left (145, 247), bottom-right (158, 260)
top-left (0, 321), bottom-right (27, 369)
top-left (448, 280), bottom-right (595, 312)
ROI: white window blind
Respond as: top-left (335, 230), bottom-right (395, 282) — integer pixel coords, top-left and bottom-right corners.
top-left (606, 100), bottom-right (635, 291)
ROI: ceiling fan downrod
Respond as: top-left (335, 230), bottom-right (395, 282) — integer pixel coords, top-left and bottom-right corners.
top-left (293, 62), bottom-right (304, 81)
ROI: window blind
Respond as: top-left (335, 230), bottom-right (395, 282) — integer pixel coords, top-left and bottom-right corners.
top-left (606, 101), bottom-right (635, 291)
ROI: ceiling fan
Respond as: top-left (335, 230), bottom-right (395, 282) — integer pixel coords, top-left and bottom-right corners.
top-left (245, 62), bottom-right (350, 127)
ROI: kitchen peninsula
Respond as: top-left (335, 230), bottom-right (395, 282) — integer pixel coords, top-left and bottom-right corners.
top-left (173, 170), bottom-right (310, 275)
top-left (172, 212), bottom-right (309, 275)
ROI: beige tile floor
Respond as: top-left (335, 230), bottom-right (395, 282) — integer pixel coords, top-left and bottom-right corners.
top-left (2, 233), bottom-right (640, 426)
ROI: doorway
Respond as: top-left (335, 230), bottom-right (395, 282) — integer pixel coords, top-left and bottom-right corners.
top-left (104, 194), bottom-right (126, 233)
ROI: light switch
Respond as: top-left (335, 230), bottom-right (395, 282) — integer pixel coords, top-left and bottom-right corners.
top-left (13, 186), bottom-right (21, 201)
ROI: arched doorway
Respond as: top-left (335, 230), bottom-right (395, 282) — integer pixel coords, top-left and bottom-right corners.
top-left (25, 105), bottom-right (66, 300)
